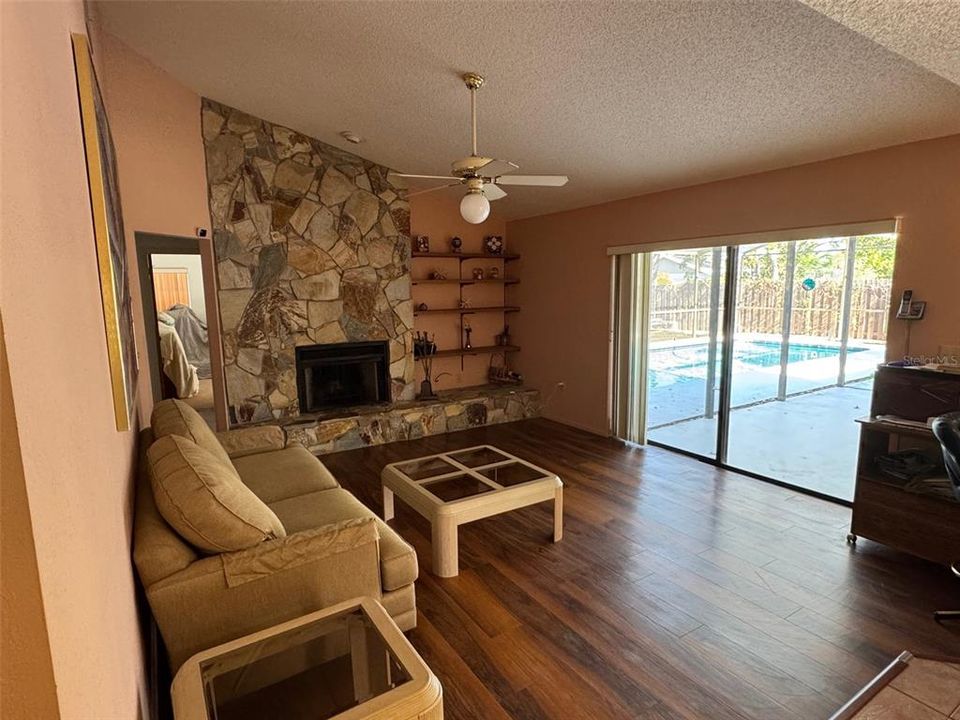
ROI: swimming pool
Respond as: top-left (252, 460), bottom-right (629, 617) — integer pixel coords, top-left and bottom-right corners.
top-left (646, 338), bottom-right (884, 430)
top-left (649, 340), bottom-right (867, 387)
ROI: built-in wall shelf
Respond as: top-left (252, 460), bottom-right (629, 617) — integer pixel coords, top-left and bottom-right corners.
top-left (412, 252), bottom-right (520, 261)
top-left (421, 345), bottom-right (520, 359)
top-left (412, 278), bottom-right (520, 286)
top-left (411, 241), bottom-right (521, 377)
top-left (414, 306), bottom-right (520, 316)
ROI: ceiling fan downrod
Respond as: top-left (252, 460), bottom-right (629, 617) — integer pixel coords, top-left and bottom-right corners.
top-left (463, 72), bottom-right (484, 159)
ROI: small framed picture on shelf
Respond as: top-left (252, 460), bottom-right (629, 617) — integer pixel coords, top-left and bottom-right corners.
top-left (484, 235), bottom-right (504, 255)
top-left (414, 235), bottom-right (429, 253)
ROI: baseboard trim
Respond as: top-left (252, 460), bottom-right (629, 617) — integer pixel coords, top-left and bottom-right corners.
top-left (539, 413), bottom-right (613, 439)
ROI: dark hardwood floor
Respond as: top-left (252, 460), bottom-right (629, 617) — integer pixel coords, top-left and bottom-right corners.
top-left (322, 418), bottom-right (960, 720)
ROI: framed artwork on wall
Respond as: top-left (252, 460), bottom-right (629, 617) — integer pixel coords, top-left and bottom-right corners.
top-left (72, 33), bottom-right (139, 431)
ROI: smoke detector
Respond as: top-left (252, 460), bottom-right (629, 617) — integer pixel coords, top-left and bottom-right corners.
top-left (339, 130), bottom-right (364, 144)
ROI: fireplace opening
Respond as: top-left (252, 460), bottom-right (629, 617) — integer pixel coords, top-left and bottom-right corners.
top-left (295, 341), bottom-right (390, 413)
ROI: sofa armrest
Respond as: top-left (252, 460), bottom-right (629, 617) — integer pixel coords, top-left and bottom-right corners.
top-left (221, 518), bottom-right (377, 587)
top-left (145, 518), bottom-right (382, 671)
top-left (216, 424), bottom-right (286, 458)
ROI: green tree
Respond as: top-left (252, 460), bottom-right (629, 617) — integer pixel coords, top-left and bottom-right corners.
top-left (853, 235), bottom-right (896, 279)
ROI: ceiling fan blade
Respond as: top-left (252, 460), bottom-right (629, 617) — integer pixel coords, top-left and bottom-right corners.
top-left (406, 182), bottom-right (463, 198)
top-left (388, 172), bottom-right (459, 180)
top-left (482, 183), bottom-right (507, 201)
top-left (495, 174), bottom-right (569, 187)
top-left (476, 159), bottom-right (519, 177)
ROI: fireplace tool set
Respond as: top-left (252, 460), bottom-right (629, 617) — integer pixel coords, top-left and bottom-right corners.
top-left (414, 332), bottom-right (439, 400)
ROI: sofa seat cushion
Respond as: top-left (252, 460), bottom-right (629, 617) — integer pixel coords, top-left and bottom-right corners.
top-left (148, 435), bottom-right (286, 553)
top-left (233, 446), bottom-right (339, 504)
top-left (151, 399), bottom-right (237, 477)
top-left (269, 489), bottom-right (418, 591)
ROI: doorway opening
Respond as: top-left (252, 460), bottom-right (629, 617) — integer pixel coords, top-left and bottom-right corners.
top-left (136, 233), bottom-right (217, 429)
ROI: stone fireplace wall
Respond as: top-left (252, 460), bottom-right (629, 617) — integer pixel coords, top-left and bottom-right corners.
top-left (201, 99), bottom-right (414, 424)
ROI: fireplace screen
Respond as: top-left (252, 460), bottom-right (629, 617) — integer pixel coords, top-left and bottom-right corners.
top-left (295, 341), bottom-right (390, 413)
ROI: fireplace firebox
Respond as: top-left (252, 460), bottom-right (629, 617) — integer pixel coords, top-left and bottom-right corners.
top-left (295, 341), bottom-right (391, 414)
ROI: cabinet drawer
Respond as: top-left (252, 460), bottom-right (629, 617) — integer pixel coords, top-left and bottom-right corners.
top-left (852, 478), bottom-right (960, 565)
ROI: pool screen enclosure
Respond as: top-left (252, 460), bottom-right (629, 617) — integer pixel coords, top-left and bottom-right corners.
top-left (609, 221), bottom-right (898, 501)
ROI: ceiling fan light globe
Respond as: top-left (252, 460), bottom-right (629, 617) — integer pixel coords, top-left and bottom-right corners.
top-left (460, 191), bottom-right (490, 224)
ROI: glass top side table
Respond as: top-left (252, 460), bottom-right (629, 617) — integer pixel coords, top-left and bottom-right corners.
top-left (171, 597), bottom-right (442, 720)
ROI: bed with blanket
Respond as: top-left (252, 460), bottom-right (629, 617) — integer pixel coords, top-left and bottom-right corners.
top-left (157, 305), bottom-right (211, 399)
top-left (157, 314), bottom-right (198, 398)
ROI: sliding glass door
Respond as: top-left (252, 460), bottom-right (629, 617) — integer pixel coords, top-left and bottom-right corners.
top-left (645, 247), bottom-right (727, 458)
top-left (631, 231), bottom-right (897, 502)
top-left (725, 236), bottom-right (894, 499)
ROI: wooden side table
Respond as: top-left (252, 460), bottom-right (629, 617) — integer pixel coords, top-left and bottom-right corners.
top-left (171, 597), bottom-right (441, 720)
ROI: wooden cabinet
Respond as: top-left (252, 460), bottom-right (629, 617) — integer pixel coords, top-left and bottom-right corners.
top-left (850, 365), bottom-right (960, 566)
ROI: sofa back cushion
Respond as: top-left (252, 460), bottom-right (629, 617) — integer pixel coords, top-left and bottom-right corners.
top-left (151, 399), bottom-right (237, 476)
top-left (147, 435), bottom-right (286, 553)
top-left (133, 428), bottom-right (198, 588)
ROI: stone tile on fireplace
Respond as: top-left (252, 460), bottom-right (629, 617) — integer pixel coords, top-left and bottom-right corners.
top-left (202, 98), bottom-right (414, 425)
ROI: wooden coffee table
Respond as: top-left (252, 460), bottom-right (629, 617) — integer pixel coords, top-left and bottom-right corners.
top-left (381, 445), bottom-right (563, 577)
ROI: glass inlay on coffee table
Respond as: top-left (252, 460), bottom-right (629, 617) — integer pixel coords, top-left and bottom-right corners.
top-left (171, 597), bottom-right (442, 720)
top-left (381, 446), bottom-right (563, 577)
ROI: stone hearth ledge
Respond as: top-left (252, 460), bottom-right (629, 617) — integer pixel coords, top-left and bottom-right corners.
top-left (280, 385), bottom-right (540, 455)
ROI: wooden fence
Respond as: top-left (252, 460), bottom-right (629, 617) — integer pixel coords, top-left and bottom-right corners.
top-left (650, 279), bottom-right (891, 341)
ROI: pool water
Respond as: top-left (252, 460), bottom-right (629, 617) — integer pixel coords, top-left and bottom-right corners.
top-left (649, 340), bottom-right (866, 388)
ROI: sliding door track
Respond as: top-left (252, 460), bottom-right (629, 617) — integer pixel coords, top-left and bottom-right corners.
top-left (647, 439), bottom-right (852, 507)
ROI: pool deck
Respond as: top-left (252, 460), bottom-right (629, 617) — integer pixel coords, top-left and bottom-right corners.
top-left (649, 380), bottom-right (873, 500)
top-left (646, 337), bottom-right (884, 500)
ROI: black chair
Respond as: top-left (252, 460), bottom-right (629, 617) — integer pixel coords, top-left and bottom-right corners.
top-left (932, 411), bottom-right (960, 623)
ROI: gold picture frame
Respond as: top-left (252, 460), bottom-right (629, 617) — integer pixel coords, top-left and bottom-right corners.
top-left (72, 34), bottom-right (138, 431)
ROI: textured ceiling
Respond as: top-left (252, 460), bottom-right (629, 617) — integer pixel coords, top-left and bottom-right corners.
top-left (93, 1), bottom-right (960, 221)
top-left (801, 0), bottom-right (960, 86)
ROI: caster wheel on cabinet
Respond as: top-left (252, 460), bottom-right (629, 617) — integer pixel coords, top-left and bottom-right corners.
top-left (846, 533), bottom-right (857, 544)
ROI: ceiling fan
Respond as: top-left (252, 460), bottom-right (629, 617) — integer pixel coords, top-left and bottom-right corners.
top-left (389, 72), bottom-right (569, 224)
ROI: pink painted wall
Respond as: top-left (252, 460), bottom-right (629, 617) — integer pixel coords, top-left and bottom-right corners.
top-left (508, 135), bottom-right (960, 435)
top-left (410, 192), bottom-right (510, 388)
top-left (0, 4), bottom-right (147, 717)
top-left (88, 25), bottom-right (227, 429)
top-left (1, 322), bottom-right (61, 720)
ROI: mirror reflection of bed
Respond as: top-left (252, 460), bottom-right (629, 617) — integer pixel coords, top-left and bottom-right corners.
top-left (151, 253), bottom-right (215, 428)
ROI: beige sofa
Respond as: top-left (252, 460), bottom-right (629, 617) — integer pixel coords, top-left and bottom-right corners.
top-left (133, 399), bottom-right (417, 671)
